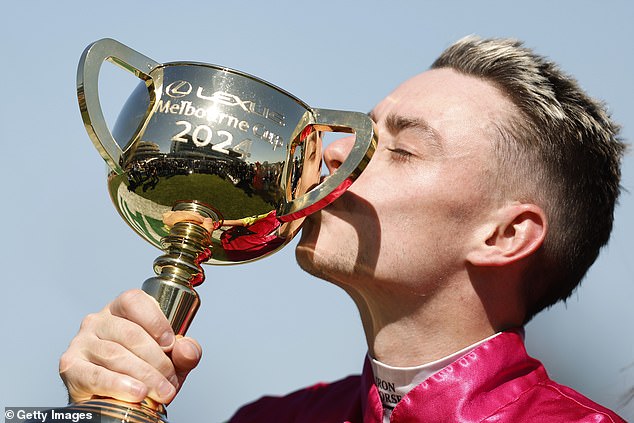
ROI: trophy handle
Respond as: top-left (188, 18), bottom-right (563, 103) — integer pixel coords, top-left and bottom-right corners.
top-left (77, 38), bottom-right (161, 175)
top-left (280, 108), bottom-right (377, 220)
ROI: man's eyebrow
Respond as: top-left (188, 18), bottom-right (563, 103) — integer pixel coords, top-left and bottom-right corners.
top-left (370, 112), bottom-right (444, 151)
top-left (387, 113), bottom-right (441, 139)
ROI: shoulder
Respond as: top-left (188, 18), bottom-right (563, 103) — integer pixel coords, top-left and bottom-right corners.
top-left (488, 374), bottom-right (627, 422)
top-left (420, 330), bottom-right (626, 422)
top-left (228, 375), bottom-right (363, 423)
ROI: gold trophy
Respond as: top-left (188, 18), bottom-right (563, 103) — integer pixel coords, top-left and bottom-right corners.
top-left (61, 38), bottom-right (376, 422)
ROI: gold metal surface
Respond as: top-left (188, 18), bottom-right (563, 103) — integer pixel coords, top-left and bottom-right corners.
top-left (77, 38), bottom-right (377, 264)
top-left (59, 38), bottom-right (377, 422)
top-left (62, 201), bottom-right (216, 422)
top-left (59, 397), bottom-right (167, 422)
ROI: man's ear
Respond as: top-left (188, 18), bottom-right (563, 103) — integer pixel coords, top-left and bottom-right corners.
top-left (467, 203), bottom-right (547, 267)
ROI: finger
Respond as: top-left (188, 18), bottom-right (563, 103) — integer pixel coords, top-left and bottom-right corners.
top-left (60, 353), bottom-right (148, 403)
top-left (171, 337), bottom-right (203, 389)
top-left (81, 337), bottom-right (178, 403)
top-left (72, 304), bottom-right (178, 403)
top-left (89, 314), bottom-right (176, 381)
top-left (108, 289), bottom-right (175, 350)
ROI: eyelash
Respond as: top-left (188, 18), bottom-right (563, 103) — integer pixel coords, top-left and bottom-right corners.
top-left (387, 147), bottom-right (414, 162)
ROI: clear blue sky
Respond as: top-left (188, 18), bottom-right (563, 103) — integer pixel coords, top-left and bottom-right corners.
top-left (2, 1), bottom-right (633, 421)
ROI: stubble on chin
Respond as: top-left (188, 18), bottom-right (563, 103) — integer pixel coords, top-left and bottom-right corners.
top-left (294, 215), bottom-right (344, 283)
top-left (293, 206), bottom-right (366, 287)
top-left (295, 218), bottom-right (323, 278)
top-left (295, 228), bottom-right (360, 288)
top-left (295, 242), bottom-right (341, 285)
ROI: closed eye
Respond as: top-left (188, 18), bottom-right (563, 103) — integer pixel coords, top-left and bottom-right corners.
top-left (387, 147), bottom-right (414, 162)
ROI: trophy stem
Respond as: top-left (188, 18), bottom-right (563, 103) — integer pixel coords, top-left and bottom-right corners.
top-left (142, 213), bottom-right (214, 335)
top-left (58, 202), bottom-right (219, 423)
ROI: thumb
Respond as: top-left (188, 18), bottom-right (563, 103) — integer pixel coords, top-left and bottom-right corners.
top-left (172, 336), bottom-right (203, 389)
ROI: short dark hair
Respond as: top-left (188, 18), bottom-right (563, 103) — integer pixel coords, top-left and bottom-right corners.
top-left (432, 36), bottom-right (626, 322)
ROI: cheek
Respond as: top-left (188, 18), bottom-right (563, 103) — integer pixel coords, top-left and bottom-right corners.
top-left (356, 169), bottom-right (489, 277)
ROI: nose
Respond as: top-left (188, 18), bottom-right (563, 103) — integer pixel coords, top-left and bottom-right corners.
top-left (324, 135), bottom-right (355, 174)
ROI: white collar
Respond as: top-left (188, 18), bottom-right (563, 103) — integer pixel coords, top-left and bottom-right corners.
top-left (369, 332), bottom-right (501, 419)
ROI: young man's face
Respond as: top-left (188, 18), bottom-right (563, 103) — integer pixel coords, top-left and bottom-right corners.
top-left (296, 68), bottom-right (517, 297)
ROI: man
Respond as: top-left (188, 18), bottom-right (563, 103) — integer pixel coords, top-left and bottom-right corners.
top-left (59, 36), bottom-right (626, 421)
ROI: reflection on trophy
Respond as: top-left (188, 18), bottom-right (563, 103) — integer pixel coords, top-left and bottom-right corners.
top-left (61, 38), bottom-right (376, 422)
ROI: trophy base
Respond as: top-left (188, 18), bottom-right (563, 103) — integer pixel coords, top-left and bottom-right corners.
top-left (56, 398), bottom-right (168, 423)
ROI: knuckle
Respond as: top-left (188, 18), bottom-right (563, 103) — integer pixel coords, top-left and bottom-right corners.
top-left (155, 355), bottom-right (176, 378)
top-left (137, 363), bottom-right (163, 387)
top-left (147, 313), bottom-right (169, 336)
top-left (61, 360), bottom-right (105, 399)
top-left (87, 365), bottom-right (103, 390)
top-left (128, 341), bottom-right (174, 379)
top-left (79, 313), bottom-right (99, 331)
top-left (119, 323), bottom-right (144, 345)
top-left (58, 350), bottom-right (77, 374)
top-left (95, 341), bottom-right (126, 363)
top-left (119, 289), bottom-right (146, 308)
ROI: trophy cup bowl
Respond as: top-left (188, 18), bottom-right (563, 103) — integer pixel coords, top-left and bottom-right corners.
top-left (54, 38), bottom-right (377, 422)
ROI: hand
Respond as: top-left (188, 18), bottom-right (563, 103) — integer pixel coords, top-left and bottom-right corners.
top-left (59, 289), bottom-right (202, 404)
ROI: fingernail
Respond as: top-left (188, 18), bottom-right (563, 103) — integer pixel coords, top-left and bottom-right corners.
top-left (159, 331), bottom-right (174, 347)
top-left (158, 379), bottom-right (176, 399)
top-left (183, 340), bottom-right (201, 361)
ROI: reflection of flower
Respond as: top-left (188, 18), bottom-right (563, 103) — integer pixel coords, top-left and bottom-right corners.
top-left (222, 211), bottom-right (276, 228)
top-left (220, 211), bottom-right (284, 261)
top-left (162, 210), bottom-right (219, 232)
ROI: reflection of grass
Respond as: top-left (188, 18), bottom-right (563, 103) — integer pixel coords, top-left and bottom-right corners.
top-left (127, 174), bottom-right (273, 220)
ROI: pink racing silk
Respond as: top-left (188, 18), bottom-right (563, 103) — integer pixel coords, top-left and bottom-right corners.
top-left (229, 329), bottom-right (625, 422)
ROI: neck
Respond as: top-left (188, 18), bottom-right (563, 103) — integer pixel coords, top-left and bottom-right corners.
top-left (344, 275), bottom-right (502, 367)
